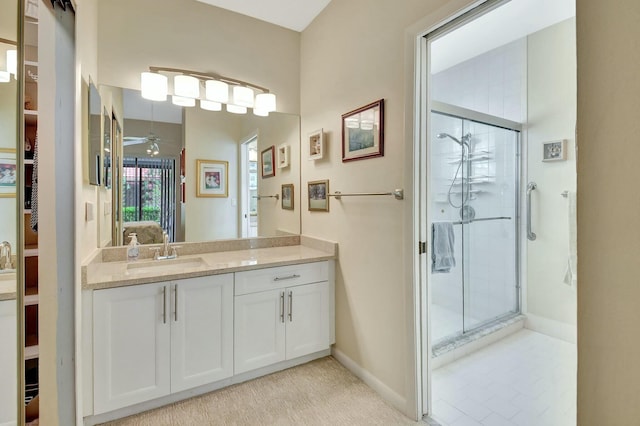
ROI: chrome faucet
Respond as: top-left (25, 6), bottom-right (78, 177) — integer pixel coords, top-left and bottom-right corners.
top-left (0, 241), bottom-right (12, 270)
top-left (152, 232), bottom-right (180, 260)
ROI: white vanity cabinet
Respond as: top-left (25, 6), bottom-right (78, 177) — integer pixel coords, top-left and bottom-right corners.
top-left (0, 299), bottom-right (17, 426)
top-left (92, 274), bottom-right (233, 414)
top-left (234, 261), bottom-right (330, 374)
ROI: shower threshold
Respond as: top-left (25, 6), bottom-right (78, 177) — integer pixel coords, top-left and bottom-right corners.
top-left (432, 313), bottom-right (525, 360)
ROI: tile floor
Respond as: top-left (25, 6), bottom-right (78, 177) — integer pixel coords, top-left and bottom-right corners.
top-left (431, 329), bottom-right (576, 426)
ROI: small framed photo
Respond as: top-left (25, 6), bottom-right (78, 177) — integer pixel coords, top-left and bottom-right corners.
top-left (308, 179), bottom-right (329, 212)
top-left (196, 159), bottom-right (228, 197)
top-left (342, 99), bottom-right (384, 162)
top-left (261, 146), bottom-right (275, 178)
top-left (542, 140), bottom-right (567, 162)
top-left (277, 144), bottom-right (289, 169)
top-left (0, 149), bottom-right (17, 198)
top-left (281, 184), bottom-right (294, 210)
top-left (308, 129), bottom-right (324, 160)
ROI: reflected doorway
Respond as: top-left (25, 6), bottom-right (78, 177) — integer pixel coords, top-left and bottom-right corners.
top-left (240, 136), bottom-right (258, 238)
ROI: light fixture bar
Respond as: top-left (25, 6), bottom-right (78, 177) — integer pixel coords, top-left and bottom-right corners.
top-left (148, 66), bottom-right (270, 94)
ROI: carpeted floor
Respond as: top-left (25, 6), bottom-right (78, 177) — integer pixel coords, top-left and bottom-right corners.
top-left (103, 356), bottom-right (422, 426)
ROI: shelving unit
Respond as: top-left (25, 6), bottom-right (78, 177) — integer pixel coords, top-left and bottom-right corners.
top-left (22, 6), bottom-right (39, 407)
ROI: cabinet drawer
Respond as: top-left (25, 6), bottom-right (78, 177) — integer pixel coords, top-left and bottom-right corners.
top-left (235, 261), bottom-right (328, 296)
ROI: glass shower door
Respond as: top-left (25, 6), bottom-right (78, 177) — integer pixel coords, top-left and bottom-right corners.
top-left (430, 109), bottom-right (520, 347)
top-left (461, 120), bottom-right (519, 332)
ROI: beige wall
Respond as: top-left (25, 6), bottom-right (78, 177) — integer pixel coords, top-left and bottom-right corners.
top-left (301, 0), bottom-right (455, 416)
top-left (526, 18), bottom-right (577, 331)
top-left (576, 0), bottom-right (640, 423)
top-left (97, 0), bottom-right (300, 114)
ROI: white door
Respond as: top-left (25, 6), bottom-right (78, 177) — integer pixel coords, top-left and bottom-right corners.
top-left (285, 282), bottom-right (330, 359)
top-left (93, 282), bottom-right (171, 414)
top-left (234, 289), bottom-right (286, 374)
top-left (0, 300), bottom-right (17, 426)
top-left (171, 275), bottom-right (234, 392)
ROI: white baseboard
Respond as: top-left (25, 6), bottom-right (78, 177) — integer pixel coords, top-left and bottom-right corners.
top-left (331, 347), bottom-right (407, 414)
top-left (525, 313), bottom-right (576, 344)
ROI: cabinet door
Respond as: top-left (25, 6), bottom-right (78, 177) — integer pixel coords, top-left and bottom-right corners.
top-left (93, 283), bottom-right (171, 414)
top-left (0, 300), bottom-right (17, 426)
top-left (286, 281), bottom-right (330, 360)
top-left (234, 289), bottom-right (285, 374)
top-left (171, 274), bottom-right (233, 393)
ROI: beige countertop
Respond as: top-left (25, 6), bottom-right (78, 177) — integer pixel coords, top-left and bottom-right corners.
top-left (0, 272), bottom-right (17, 301)
top-left (83, 241), bottom-right (337, 291)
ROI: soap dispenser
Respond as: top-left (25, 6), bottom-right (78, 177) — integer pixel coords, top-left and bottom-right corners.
top-left (127, 233), bottom-right (140, 261)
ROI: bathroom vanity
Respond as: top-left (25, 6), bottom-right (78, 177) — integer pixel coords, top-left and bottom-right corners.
top-left (81, 237), bottom-right (336, 425)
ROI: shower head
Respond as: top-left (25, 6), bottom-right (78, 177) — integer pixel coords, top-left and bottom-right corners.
top-left (436, 132), bottom-right (470, 148)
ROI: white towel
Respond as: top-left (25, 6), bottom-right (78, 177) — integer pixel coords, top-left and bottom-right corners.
top-left (563, 191), bottom-right (577, 288)
top-left (431, 222), bottom-right (456, 274)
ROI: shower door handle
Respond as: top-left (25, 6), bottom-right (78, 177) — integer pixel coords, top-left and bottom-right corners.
top-left (527, 182), bottom-right (537, 241)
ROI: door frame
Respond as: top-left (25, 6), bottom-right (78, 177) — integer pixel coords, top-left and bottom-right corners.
top-left (411, 0), bottom-right (512, 418)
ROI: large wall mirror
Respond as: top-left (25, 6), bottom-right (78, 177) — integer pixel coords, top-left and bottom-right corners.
top-left (0, 0), bottom-right (19, 423)
top-left (97, 86), bottom-right (301, 246)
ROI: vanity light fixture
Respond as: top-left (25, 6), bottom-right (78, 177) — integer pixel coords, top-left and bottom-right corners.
top-left (0, 70), bottom-right (9, 83)
top-left (255, 93), bottom-right (276, 113)
top-left (141, 72), bottom-right (168, 101)
top-left (141, 66), bottom-right (277, 115)
top-left (226, 104), bottom-right (247, 114)
top-left (232, 85), bottom-right (254, 108)
top-left (200, 99), bottom-right (222, 111)
top-left (205, 80), bottom-right (229, 103)
top-left (172, 95), bottom-right (196, 107)
top-left (174, 75), bottom-right (200, 98)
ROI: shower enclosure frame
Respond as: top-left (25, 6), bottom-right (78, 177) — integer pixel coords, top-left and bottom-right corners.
top-left (429, 101), bottom-right (523, 348)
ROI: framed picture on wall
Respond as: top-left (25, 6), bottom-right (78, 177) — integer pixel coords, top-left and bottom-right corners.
top-left (308, 179), bottom-right (329, 212)
top-left (261, 146), bottom-right (275, 178)
top-left (542, 140), bottom-right (567, 162)
top-left (196, 159), bottom-right (229, 197)
top-left (277, 144), bottom-right (290, 169)
top-left (308, 129), bottom-right (324, 160)
top-left (0, 148), bottom-right (16, 198)
top-left (342, 99), bottom-right (384, 162)
top-left (281, 184), bottom-right (294, 210)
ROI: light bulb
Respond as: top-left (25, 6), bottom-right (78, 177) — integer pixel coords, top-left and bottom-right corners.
top-left (226, 104), bottom-right (247, 114)
top-left (232, 86), bottom-right (254, 108)
top-left (200, 100), bottom-right (222, 111)
top-left (141, 72), bottom-right (168, 101)
top-left (174, 75), bottom-right (200, 98)
top-left (205, 80), bottom-right (229, 103)
top-left (255, 93), bottom-right (276, 112)
top-left (253, 108), bottom-right (269, 117)
top-left (172, 95), bottom-right (195, 107)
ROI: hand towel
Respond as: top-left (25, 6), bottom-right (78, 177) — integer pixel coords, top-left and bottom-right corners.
top-left (431, 222), bottom-right (455, 274)
top-left (563, 191), bottom-right (577, 288)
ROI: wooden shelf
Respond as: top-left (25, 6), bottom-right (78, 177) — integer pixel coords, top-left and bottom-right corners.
top-left (24, 294), bottom-right (39, 306)
top-left (24, 345), bottom-right (38, 360)
top-left (24, 159), bottom-right (34, 165)
top-left (24, 246), bottom-right (38, 257)
top-left (24, 110), bottom-right (38, 125)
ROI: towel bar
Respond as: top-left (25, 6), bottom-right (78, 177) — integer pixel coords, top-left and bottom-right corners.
top-left (328, 189), bottom-right (404, 200)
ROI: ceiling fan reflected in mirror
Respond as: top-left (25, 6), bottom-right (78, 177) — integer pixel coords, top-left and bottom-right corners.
top-left (123, 133), bottom-right (164, 157)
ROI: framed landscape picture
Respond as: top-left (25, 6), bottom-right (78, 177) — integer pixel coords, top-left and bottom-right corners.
top-left (196, 159), bottom-right (228, 197)
top-left (342, 99), bottom-right (384, 162)
top-left (308, 179), bottom-right (329, 212)
top-left (261, 146), bottom-right (275, 178)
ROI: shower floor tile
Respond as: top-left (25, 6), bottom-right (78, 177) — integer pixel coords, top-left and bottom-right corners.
top-left (431, 329), bottom-right (576, 426)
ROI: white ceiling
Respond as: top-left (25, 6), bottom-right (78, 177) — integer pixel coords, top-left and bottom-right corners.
top-left (194, 0), bottom-right (332, 32)
top-left (431, 0), bottom-right (575, 74)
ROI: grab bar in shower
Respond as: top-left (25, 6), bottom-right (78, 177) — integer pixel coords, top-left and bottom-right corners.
top-left (527, 182), bottom-right (537, 241)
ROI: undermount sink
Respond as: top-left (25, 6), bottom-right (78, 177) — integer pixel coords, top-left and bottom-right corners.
top-left (126, 257), bottom-right (208, 275)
